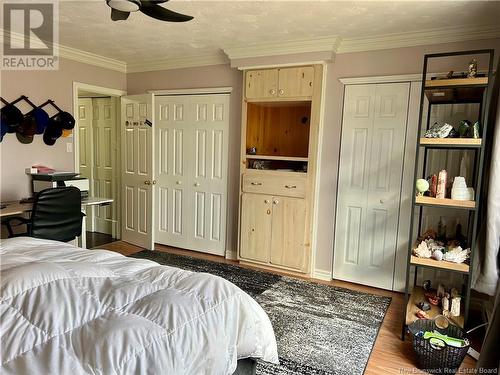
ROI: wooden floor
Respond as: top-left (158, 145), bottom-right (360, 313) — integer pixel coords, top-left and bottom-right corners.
top-left (95, 241), bottom-right (477, 374)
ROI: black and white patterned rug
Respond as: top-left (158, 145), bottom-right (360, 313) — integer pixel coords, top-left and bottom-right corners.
top-left (130, 251), bottom-right (391, 375)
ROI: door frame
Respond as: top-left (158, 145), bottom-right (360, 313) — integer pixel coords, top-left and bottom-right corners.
top-left (151, 87), bottom-right (233, 255)
top-left (335, 74), bottom-right (422, 291)
top-left (72, 82), bottom-right (126, 239)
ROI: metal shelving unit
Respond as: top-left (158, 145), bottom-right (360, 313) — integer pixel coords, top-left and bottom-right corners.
top-left (402, 49), bottom-right (495, 339)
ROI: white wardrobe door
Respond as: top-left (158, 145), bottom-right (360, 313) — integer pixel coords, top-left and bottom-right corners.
top-left (334, 83), bottom-right (410, 290)
top-left (155, 94), bottom-right (230, 256)
top-left (156, 97), bottom-right (190, 249)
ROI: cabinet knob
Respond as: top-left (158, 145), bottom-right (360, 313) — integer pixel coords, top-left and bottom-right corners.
top-left (278, 89), bottom-right (285, 96)
top-left (144, 180), bottom-right (151, 185)
top-left (266, 209), bottom-right (271, 215)
top-left (251, 182), bottom-right (263, 186)
top-left (152, 180), bottom-right (157, 185)
top-left (285, 185), bottom-right (297, 189)
top-left (176, 180), bottom-right (182, 185)
top-left (194, 182), bottom-right (200, 187)
top-left (380, 199), bottom-right (384, 204)
top-left (269, 89), bottom-right (276, 95)
top-left (273, 199), bottom-right (279, 205)
top-left (264, 199), bottom-right (270, 204)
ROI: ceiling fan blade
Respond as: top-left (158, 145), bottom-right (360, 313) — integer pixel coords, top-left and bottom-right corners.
top-left (111, 8), bottom-right (130, 21)
top-left (140, 3), bottom-right (193, 22)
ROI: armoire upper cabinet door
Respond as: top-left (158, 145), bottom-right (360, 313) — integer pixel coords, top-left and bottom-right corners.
top-left (245, 69), bottom-right (279, 100)
top-left (278, 66), bottom-right (314, 98)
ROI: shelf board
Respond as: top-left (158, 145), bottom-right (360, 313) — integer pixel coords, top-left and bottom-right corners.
top-left (425, 77), bottom-right (488, 88)
top-left (406, 286), bottom-right (464, 328)
top-left (419, 138), bottom-right (481, 148)
top-left (245, 154), bottom-right (308, 162)
top-left (410, 255), bottom-right (469, 273)
top-left (415, 196), bottom-right (476, 210)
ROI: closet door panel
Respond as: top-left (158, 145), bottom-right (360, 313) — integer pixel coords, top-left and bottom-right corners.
top-left (365, 83), bottom-right (409, 289)
top-left (155, 98), bottom-right (190, 248)
top-left (155, 94), bottom-right (229, 256)
top-left (189, 95), bottom-right (229, 255)
top-left (334, 83), bottom-right (410, 290)
top-left (334, 84), bottom-right (375, 284)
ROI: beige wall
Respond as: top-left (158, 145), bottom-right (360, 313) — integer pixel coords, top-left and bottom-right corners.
top-left (127, 64), bottom-right (243, 255)
top-left (0, 58), bottom-right (126, 201)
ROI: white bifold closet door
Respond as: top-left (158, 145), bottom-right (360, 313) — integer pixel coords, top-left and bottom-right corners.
top-left (334, 83), bottom-right (410, 290)
top-left (155, 94), bottom-right (230, 256)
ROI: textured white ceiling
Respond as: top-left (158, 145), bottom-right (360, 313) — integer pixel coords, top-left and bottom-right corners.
top-left (58, 0), bottom-right (500, 64)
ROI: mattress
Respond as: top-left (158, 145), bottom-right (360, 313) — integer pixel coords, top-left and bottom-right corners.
top-left (0, 237), bottom-right (278, 374)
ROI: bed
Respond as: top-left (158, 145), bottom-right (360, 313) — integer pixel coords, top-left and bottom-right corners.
top-left (0, 237), bottom-right (278, 374)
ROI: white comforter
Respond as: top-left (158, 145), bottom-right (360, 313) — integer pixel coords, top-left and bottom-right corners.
top-left (0, 237), bottom-right (278, 374)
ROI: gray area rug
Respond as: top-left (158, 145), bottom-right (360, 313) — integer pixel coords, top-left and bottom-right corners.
top-left (130, 251), bottom-right (391, 375)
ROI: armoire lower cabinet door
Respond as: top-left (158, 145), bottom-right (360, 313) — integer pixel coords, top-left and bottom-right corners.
top-left (239, 193), bottom-right (273, 263)
top-left (270, 196), bottom-right (307, 271)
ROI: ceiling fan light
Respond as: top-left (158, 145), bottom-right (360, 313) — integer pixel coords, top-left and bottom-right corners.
top-left (107, 0), bottom-right (140, 13)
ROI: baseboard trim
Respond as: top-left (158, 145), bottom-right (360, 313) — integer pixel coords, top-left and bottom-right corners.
top-left (225, 250), bottom-right (237, 260)
top-left (313, 269), bottom-right (332, 281)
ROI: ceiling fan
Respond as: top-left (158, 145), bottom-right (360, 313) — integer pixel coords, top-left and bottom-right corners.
top-left (106, 0), bottom-right (193, 22)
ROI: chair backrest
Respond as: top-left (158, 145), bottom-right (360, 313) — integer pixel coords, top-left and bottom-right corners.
top-left (30, 187), bottom-right (83, 242)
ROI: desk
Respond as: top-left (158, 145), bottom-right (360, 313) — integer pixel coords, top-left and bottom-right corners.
top-left (0, 197), bottom-right (113, 248)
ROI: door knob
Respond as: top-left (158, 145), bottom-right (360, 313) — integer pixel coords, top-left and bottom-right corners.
top-left (144, 180), bottom-right (151, 185)
top-left (278, 89), bottom-right (285, 96)
top-left (176, 180), bottom-right (182, 185)
top-left (152, 180), bottom-right (157, 185)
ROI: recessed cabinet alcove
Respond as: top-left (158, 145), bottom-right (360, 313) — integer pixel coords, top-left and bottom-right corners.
top-left (238, 65), bottom-right (322, 275)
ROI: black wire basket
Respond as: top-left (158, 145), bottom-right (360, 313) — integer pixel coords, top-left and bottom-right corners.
top-left (408, 318), bottom-right (470, 374)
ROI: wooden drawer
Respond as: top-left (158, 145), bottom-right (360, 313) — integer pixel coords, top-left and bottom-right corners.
top-left (242, 173), bottom-right (306, 198)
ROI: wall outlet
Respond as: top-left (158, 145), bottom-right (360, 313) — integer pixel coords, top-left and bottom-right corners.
top-left (25, 167), bottom-right (37, 174)
top-left (66, 142), bottom-right (73, 153)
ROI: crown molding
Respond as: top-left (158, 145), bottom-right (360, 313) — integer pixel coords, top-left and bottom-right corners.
top-left (339, 74), bottom-right (423, 85)
top-left (337, 24), bottom-right (500, 54)
top-left (223, 36), bottom-right (341, 60)
top-left (148, 87), bottom-right (232, 95)
top-left (59, 44), bottom-right (126, 73)
top-left (1, 29), bottom-right (127, 73)
top-left (126, 54), bottom-right (228, 73)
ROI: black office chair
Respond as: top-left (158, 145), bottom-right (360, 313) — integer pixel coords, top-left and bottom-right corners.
top-left (3, 187), bottom-right (84, 242)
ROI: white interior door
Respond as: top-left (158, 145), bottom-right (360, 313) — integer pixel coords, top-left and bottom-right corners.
top-left (334, 82), bottom-right (410, 290)
top-left (155, 94), bottom-right (230, 256)
top-left (121, 94), bottom-right (154, 249)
